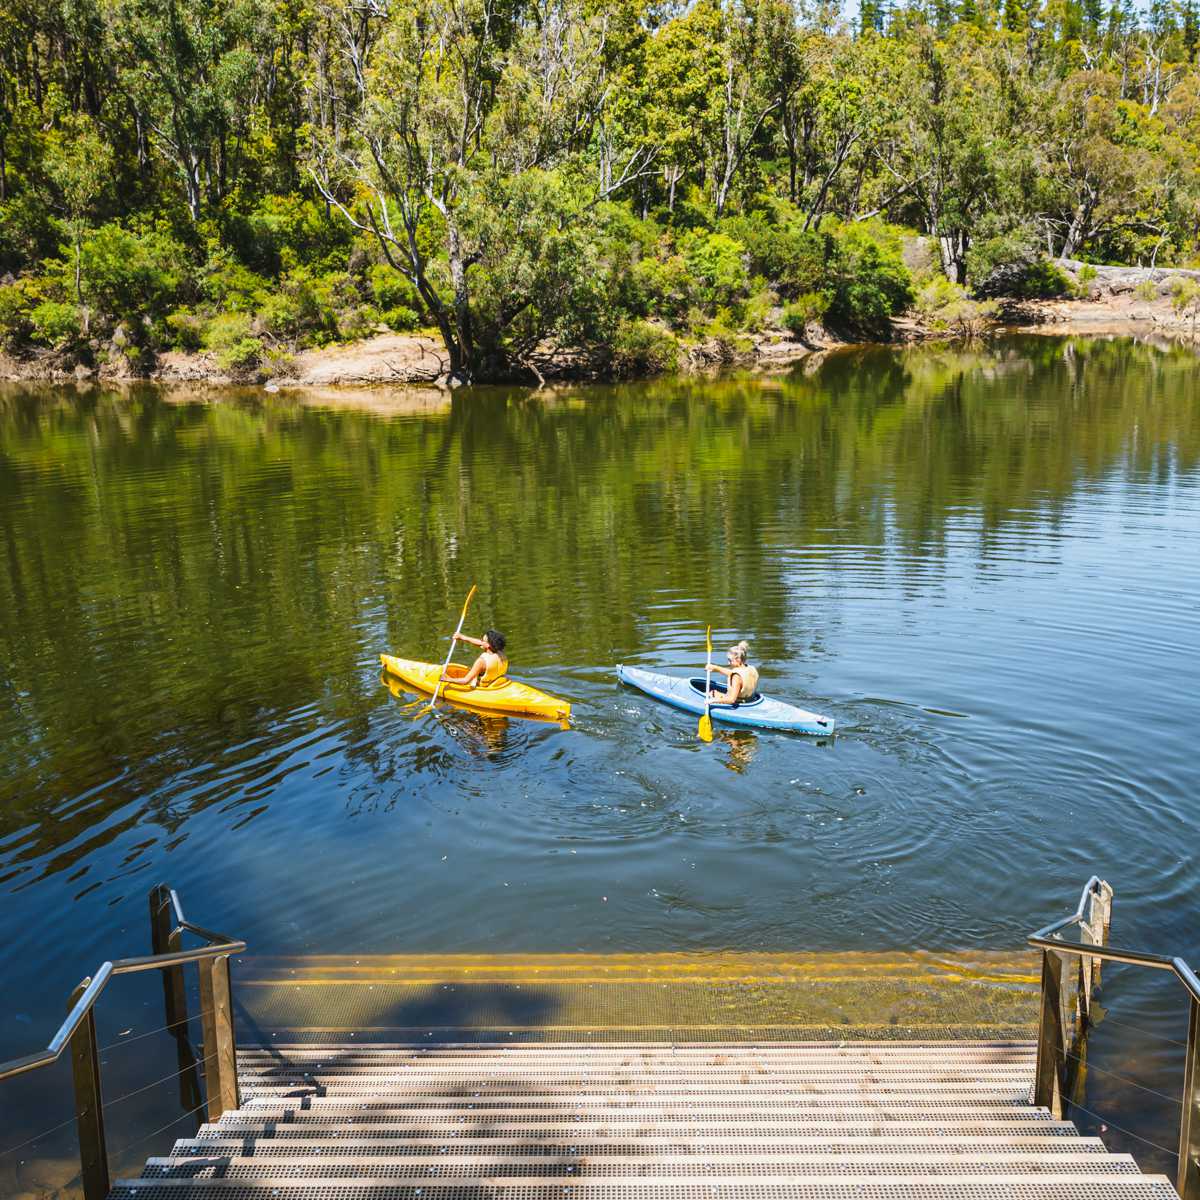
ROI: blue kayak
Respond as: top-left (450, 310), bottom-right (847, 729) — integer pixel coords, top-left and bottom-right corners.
top-left (617, 665), bottom-right (835, 735)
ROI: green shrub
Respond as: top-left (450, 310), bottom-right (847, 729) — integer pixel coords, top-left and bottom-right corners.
top-left (702, 307), bottom-right (751, 360)
top-left (609, 319), bottom-right (679, 377)
top-left (81, 224), bottom-right (186, 320)
top-left (681, 231), bottom-right (748, 309)
top-left (380, 305), bottom-right (419, 332)
top-left (262, 348), bottom-right (299, 379)
top-left (1010, 259), bottom-right (1072, 299)
top-left (1134, 280), bottom-right (1158, 302)
top-left (29, 300), bottom-right (82, 348)
top-left (740, 281), bottom-right (775, 332)
top-left (823, 223), bottom-right (913, 337)
top-left (1072, 263), bottom-right (1098, 299)
top-left (630, 253), bottom-right (694, 323)
top-left (368, 264), bottom-right (420, 313)
top-left (721, 212), bottom-right (826, 299)
top-left (201, 247), bottom-right (269, 311)
top-left (1170, 276), bottom-right (1200, 329)
top-left (217, 336), bottom-right (265, 372)
top-left (165, 308), bottom-right (205, 351)
top-left (0, 282), bottom-right (34, 350)
top-left (781, 292), bottom-right (830, 336)
top-left (258, 274), bottom-right (326, 345)
top-left (204, 311), bottom-right (255, 353)
top-left (914, 278), bottom-right (998, 335)
top-left (222, 195), bottom-right (354, 277)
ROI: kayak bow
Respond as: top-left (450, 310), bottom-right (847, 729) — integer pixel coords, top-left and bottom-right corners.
top-left (381, 654), bottom-right (571, 722)
top-left (617, 664), bottom-right (833, 735)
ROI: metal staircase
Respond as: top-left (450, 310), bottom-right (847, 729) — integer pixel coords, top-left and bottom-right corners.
top-left (4, 879), bottom-right (1198, 1200)
top-left (109, 1039), bottom-right (1179, 1199)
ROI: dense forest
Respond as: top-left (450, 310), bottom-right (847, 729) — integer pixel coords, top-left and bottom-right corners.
top-left (2, 0), bottom-right (1200, 381)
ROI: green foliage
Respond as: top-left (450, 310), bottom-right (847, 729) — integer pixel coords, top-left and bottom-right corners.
top-left (1170, 276), bottom-right (1200, 327)
top-left (3, 0), bottom-right (1200, 376)
top-left (680, 232), bottom-right (748, 308)
top-left (782, 293), bottom-right (831, 336)
top-left (1134, 280), bottom-right (1158, 302)
top-left (165, 309), bottom-right (207, 351)
top-left (914, 277), bottom-right (999, 334)
top-left (29, 301), bottom-right (82, 348)
top-left (0, 283), bottom-right (34, 350)
top-left (608, 320), bottom-right (680, 377)
top-left (1009, 260), bottom-right (1072, 299)
top-left (823, 222), bottom-right (914, 337)
top-left (204, 311), bottom-right (255, 353)
top-left (70, 224), bottom-right (186, 332)
top-left (1072, 263), bottom-right (1099, 298)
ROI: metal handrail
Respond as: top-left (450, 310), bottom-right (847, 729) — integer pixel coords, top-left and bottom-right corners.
top-left (1030, 875), bottom-right (1200, 1003)
top-left (0, 884), bottom-right (246, 1200)
top-left (1029, 877), bottom-right (1200, 1200)
top-left (0, 888), bottom-right (245, 1082)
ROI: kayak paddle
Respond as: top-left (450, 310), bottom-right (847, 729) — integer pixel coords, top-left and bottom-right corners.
top-left (422, 583), bottom-right (477, 714)
top-left (698, 625), bottom-right (714, 742)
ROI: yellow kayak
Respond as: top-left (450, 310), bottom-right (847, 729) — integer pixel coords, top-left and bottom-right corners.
top-left (380, 655), bottom-right (571, 722)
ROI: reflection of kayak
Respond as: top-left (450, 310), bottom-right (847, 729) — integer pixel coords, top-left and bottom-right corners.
top-left (617, 665), bottom-right (834, 735)
top-left (381, 655), bottom-right (571, 722)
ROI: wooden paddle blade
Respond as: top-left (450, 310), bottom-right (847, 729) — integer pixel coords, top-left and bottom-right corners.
top-left (698, 712), bottom-right (713, 742)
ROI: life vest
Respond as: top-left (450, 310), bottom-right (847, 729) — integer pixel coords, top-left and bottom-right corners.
top-left (478, 654), bottom-right (509, 686)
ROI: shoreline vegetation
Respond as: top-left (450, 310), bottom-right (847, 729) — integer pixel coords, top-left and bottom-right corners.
top-left (7, 265), bottom-right (1200, 388)
top-left (6, 1), bottom-right (1200, 386)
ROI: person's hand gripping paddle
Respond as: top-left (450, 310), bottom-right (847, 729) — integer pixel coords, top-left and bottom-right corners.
top-left (698, 625), bottom-right (714, 742)
top-left (420, 584), bottom-right (477, 715)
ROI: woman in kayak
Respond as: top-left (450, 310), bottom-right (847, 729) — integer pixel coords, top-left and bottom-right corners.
top-left (445, 629), bottom-right (508, 688)
top-left (707, 640), bottom-right (759, 706)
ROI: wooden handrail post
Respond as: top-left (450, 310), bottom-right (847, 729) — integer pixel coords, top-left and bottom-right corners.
top-left (1033, 947), bottom-right (1066, 1119)
top-left (198, 954), bottom-right (240, 1120)
top-left (68, 979), bottom-right (110, 1200)
top-left (1179, 995), bottom-right (1200, 1200)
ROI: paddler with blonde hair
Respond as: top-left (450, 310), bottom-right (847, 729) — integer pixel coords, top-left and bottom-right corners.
top-left (705, 640), bottom-right (760, 706)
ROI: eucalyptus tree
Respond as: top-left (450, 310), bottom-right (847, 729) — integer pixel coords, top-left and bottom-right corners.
top-left (306, 0), bottom-right (657, 382)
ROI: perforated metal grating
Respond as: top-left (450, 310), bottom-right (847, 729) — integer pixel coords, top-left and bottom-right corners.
top-left (112, 1039), bottom-right (1174, 1200)
top-left (140, 1159), bottom-right (1142, 1180)
top-left (198, 1121), bottom-right (1079, 1140)
top-left (107, 1180), bottom-right (1182, 1198)
top-left (169, 1139), bottom-right (1106, 1158)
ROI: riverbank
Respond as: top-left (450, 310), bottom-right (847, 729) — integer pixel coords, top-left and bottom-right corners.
top-left (6, 263), bottom-right (1200, 388)
top-left (0, 325), bottom-right (839, 388)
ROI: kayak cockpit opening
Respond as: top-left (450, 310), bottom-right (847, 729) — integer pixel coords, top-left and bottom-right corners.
top-left (689, 678), bottom-right (763, 707)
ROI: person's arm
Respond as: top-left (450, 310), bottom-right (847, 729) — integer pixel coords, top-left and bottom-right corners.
top-left (444, 653), bottom-right (486, 684)
top-left (710, 673), bottom-right (743, 706)
top-left (454, 633), bottom-right (485, 648)
top-left (706, 664), bottom-right (733, 677)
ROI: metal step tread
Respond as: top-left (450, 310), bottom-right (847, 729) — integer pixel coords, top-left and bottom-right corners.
top-left (241, 1041), bottom-right (1039, 1051)
top-left (236, 1099), bottom-right (1041, 1113)
top-left (196, 1113), bottom-right (1080, 1132)
top-left (220, 1099), bottom-right (1040, 1115)
top-left (107, 1178), bottom-right (1181, 1198)
top-left (238, 1087), bottom-right (1035, 1100)
top-left (170, 1138), bottom-right (1106, 1156)
top-left (142, 1154), bottom-right (1144, 1179)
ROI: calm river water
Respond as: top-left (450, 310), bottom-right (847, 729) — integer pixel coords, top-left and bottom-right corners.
top-left (2, 334), bottom-right (1200, 1179)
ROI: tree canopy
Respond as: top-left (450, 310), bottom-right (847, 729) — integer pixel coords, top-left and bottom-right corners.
top-left (3, 0), bottom-right (1200, 378)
